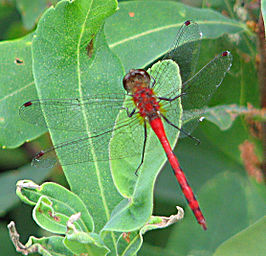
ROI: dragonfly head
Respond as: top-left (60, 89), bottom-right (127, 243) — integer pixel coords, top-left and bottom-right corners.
top-left (123, 69), bottom-right (151, 93)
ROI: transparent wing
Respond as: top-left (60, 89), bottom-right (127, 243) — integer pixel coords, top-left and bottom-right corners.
top-left (20, 93), bottom-right (148, 168)
top-left (32, 113), bottom-right (145, 168)
top-left (180, 51), bottom-right (233, 134)
top-left (161, 51), bottom-right (233, 136)
top-left (147, 20), bottom-right (202, 137)
top-left (19, 93), bottom-right (127, 134)
top-left (150, 20), bottom-right (202, 99)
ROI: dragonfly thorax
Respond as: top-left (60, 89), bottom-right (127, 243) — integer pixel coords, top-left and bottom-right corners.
top-left (123, 69), bottom-right (151, 94)
top-left (133, 87), bottom-right (161, 121)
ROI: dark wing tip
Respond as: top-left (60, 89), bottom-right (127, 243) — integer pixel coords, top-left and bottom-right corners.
top-left (23, 101), bottom-right (33, 107)
top-left (221, 51), bottom-right (233, 71)
top-left (222, 51), bottom-right (229, 57)
top-left (35, 150), bottom-right (45, 159)
top-left (185, 20), bottom-right (191, 26)
top-left (32, 150), bottom-right (57, 168)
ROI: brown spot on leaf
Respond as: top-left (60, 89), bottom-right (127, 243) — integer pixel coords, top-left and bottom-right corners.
top-left (128, 12), bottom-right (135, 17)
top-left (15, 58), bottom-right (24, 65)
top-left (239, 140), bottom-right (264, 183)
top-left (48, 210), bottom-right (60, 222)
top-left (86, 37), bottom-right (94, 58)
top-left (122, 232), bottom-right (131, 243)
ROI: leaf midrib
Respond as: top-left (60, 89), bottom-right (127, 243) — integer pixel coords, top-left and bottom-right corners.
top-left (76, 0), bottom-right (116, 249)
top-left (109, 20), bottom-right (246, 49)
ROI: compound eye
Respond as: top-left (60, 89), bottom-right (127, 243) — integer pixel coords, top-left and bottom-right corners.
top-left (123, 73), bottom-right (132, 92)
top-left (122, 69), bottom-right (151, 93)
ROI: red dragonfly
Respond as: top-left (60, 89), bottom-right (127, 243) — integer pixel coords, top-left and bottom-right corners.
top-left (20, 20), bottom-right (232, 230)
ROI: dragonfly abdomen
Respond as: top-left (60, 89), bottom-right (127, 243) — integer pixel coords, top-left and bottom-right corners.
top-left (149, 117), bottom-right (207, 230)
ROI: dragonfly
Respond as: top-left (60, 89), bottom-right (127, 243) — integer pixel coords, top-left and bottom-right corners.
top-left (20, 20), bottom-right (233, 230)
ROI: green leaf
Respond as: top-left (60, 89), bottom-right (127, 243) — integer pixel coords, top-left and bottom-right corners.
top-left (204, 104), bottom-right (266, 130)
top-left (214, 216), bottom-right (266, 256)
top-left (26, 236), bottom-right (74, 256)
top-left (29, 0), bottom-right (124, 251)
top-left (117, 231), bottom-right (143, 256)
top-left (0, 164), bottom-right (50, 216)
top-left (31, 0), bottom-right (122, 252)
top-left (117, 206), bottom-right (184, 256)
top-left (64, 230), bottom-right (110, 256)
top-left (16, 0), bottom-right (57, 30)
top-left (106, 1), bottom-right (246, 71)
top-left (0, 33), bottom-right (47, 148)
top-left (16, 180), bottom-right (94, 234)
top-left (204, 104), bottom-right (245, 130)
top-left (34, 195), bottom-right (74, 234)
top-left (105, 60), bottom-right (182, 231)
top-left (3, 1), bottom-right (246, 149)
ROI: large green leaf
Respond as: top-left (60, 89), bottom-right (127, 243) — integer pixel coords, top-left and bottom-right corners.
top-left (106, 1), bottom-right (246, 71)
top-left (165, 170), bottom-right (265, 255)
top-left (0, 33), bottom-right (47, 148)
top-left (214, 216), bottom-right (266, 256)
top-left (1, 1), bottom-right (246, 149)
top-left (31, 0), bottom-right (122, 254)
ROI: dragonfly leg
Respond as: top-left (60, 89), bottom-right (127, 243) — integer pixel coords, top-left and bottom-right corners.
top-left (158, 92), bottom-right (187, 102)
top-left (135, 121), bottom-right (148, 176)
top-left (161, 114), bottom-right (200, 145)
top-left (150, 75), bottom-right (156, 88)
top-left (122, 107), bottom-right (137, 117)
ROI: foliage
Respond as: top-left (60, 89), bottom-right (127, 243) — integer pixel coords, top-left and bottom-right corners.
top-left (0, 0), bottom-right (265, 255)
